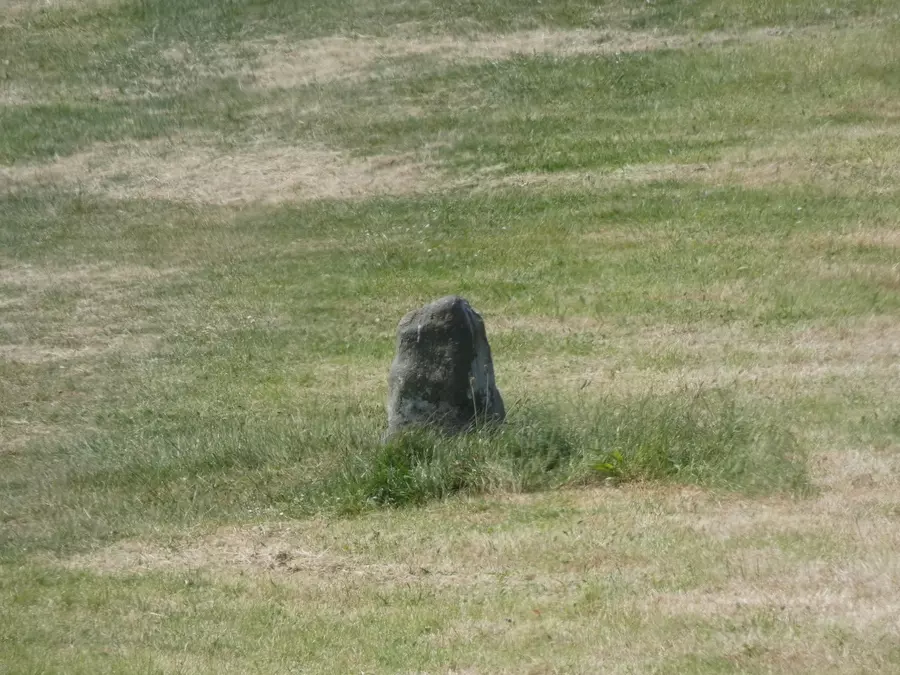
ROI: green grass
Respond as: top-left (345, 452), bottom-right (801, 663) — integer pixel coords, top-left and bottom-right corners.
top-left (2, 390), bottom-right (807, 559)
top-left (4, 5), bottom-right (898, 163)
top-left (332, 392), bottom-right (808, 510)
top-left (3, 0), bottom-right (900, 671)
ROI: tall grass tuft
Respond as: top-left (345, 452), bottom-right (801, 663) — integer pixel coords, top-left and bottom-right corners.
top-left (323, 389), bottom-right (809, 512)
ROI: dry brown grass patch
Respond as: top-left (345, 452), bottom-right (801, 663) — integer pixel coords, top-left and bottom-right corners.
top-left (247, 29), bottom-right (671, 88)
top-left (832, 228), bottom-right (900, 249)
top-left (55, 458), bottom-right (900, 670)
top-left (487, 160), bottom-right (813, 193)
top-left (0, 420), bottom-right (63, 455)
top-left (64, 522), bottom-right (416, 580)
top-left (514, 354), bottom-right (898, 401)
top-left (557, 481), bottom-right (900, 633)
top-left (0, 0), bottom-right (119, 22)
top-left (813, 259), bottom-right (900, 290)
top-left (501, 317), bottom-right (900, 364)
top-left (652, 551), bottom-right (900, 631)
top-left (483, 121), bottom-right (900, 194)
top-left (0, 333), bottom-right (159, 365)
top-left (0, 137), bottom-right (441, 204)
top-left (0, 262), bottom-right (178, 365)
top-left (0, 83), bottom-right (36, 106)
top-left (491, 314), bottom-right (608, 336)
top-left (63, 473), bottom-right (900, 634)
top-left (0, 261), bottom-right (182, 289)
top-left (492, 149), bottom-right (900, 197)
top-left (238, 24), bottom-right (832, 89)
top-left (785, 317), bottom-right (900, 363)
top-left (62, 520), bottom-right (533, 590)
top-left (4, 25), bottom-right (746, 104)
top-left (497, 318), bottom-right (900, 400)
top-left (484, 162), bottom-right (706, 192)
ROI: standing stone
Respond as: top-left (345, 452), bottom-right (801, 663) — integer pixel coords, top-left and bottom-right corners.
top-left (386, 296), bottom-right (505, 438)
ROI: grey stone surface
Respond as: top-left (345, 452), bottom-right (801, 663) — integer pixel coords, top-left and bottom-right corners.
top-left (386, 296), bottom-right (505, 438)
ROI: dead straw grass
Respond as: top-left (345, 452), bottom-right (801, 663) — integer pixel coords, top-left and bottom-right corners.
top-left (0, 138), bottom-right (440, 204)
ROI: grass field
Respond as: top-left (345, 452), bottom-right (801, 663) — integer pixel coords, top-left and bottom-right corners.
top-left (2, 0), bottom-right (900, 672)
